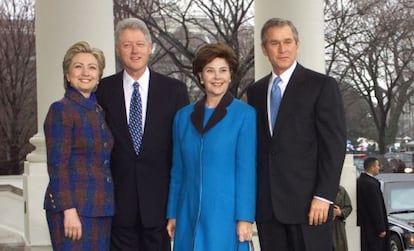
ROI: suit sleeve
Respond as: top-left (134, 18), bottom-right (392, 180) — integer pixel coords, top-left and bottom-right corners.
top-left (235, 107), bottom-right (257, 222)
top-left (44, 102), bottom-right (75, 211)
top-left (167, 110), bottom-right (184, 219)
top-left (315, 77), bottom-right (347, 201)
top-left (340, 187), bottom-right (353, 219)
top-left (366, 182), bottom-right (388, 233)
top-left (174, 81), bottom-right (190, 110)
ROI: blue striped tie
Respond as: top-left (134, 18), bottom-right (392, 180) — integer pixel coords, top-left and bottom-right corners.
top-left (270, 77), bottom-right (282, 130)
top-left (129, 82), bottom-right (143, 154)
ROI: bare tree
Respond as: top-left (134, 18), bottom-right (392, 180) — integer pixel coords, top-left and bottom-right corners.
top-left (325, 0), bottom-right (414, 153)
top-left (113, 0), bottom-right (254, 101)
top-left (0, 0), bottom-right (36, 174)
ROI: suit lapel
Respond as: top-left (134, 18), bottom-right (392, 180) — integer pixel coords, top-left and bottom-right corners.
top-left (140, 70), bottom-right (160, 150)
top-left (256, 74), bottom-right (273, 139)
top-left (110, 72), bottom-right (136, 155)
top-left (272, 64), bottom-right (305, 138)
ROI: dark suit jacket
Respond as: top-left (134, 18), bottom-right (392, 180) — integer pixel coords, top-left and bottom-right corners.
top-left (357, 173), bottom-right (390, 251)
top-left (247, 63), bottom-right (346, 224)
top-left (96, 70), bottom-right (189, 227)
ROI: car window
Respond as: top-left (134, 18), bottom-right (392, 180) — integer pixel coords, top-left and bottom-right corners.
top-left (384, 181), bottom-right (414, 213)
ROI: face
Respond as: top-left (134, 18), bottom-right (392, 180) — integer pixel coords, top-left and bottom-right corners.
top-left (66, 53), bottom-right (99, 97)
top-left (199, 57), bottom-right (231, 100)
top-left (371, 160), bottom-right (381, 175)
top-left (116, 28), bottom-right (152, 79)
top-left (261, 25), bottom-right (299, 75)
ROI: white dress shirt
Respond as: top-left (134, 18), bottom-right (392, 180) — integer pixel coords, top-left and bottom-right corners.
top-left (123, 67), bottom-right (150, 131)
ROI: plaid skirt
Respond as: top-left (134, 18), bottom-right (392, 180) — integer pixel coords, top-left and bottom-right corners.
top-left (46, 211), bottom-right (112, 251)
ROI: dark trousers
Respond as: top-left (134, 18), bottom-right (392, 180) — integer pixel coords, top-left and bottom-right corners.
top-left (110, 224), bottom-right (170, 251)
top-left (110, 197), bottom-right (170, 251)
top-left (257, 216), bottom-right (333, 251)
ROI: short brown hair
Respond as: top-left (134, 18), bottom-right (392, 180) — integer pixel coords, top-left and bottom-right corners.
top-left (192, 43), bottom-right (238, 85)
top-left (62, 41), bottom-right (105, 89)
top-left (261, 18), bottom-right (299, 46)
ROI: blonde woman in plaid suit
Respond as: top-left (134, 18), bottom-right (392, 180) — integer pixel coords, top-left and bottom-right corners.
top-left (44, 41), bottom-right (114, 250)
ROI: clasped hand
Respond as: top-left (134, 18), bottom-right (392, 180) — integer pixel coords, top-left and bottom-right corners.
top-left (308, 198), bottom-right (330, 225)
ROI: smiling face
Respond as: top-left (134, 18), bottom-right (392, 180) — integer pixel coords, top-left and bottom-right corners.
top-left (200, 57), bottom-right (231, 103)
top-left (66, 53), bottom-right (99, 98)
top-left (261, 25), bottom-right (299, 75)
top-left (116, 28), bottom-right (152, 79)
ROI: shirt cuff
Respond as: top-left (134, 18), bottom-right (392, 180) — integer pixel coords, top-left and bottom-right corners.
top-left (313, 195), bottom-right (333, 204)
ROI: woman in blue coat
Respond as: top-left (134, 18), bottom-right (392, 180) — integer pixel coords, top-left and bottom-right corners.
top-left (166, 43), bottom-right (257, 251)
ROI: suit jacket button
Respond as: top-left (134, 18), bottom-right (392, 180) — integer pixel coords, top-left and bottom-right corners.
top-left (106, 177), bottom-right (112, 183)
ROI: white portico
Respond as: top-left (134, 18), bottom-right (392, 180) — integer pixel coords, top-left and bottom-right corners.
top-left (20, 0), bottom-right (358, 249)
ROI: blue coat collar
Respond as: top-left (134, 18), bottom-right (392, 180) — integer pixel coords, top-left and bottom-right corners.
top-left (191, 92), bottom-right (233, 134)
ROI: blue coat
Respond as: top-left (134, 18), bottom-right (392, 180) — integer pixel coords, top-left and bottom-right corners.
top-left (167, 94), bottom-right (257, 251)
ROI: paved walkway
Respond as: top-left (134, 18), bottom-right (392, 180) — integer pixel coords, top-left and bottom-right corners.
top-left (0, 227), bottom-right (259, 251)
top-left (0, 245), bottom-right (51, 251)
top-left (0, 227), bottom-right (51, 251)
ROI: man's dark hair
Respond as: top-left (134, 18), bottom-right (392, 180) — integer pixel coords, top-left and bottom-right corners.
top-left (363, 157), bottom-right (378, 170)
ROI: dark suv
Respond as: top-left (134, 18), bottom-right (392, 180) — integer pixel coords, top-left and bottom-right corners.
top-left (376, 173), bottom-right (414, 251)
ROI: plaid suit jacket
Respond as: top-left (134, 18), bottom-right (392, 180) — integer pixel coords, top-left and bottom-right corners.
top-left (43, 87), bottom-right (114, 217)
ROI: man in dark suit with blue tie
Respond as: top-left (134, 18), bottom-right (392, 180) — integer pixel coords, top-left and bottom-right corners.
top-left (247, 18), bottom-right (346, 251)
top-left (96, 18), bottom-right (189, 251)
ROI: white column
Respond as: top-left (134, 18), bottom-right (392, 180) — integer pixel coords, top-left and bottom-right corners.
top-left (340, 154), bottom-right (360, 251)
top-left (24, 0), bottom-right (115, 245)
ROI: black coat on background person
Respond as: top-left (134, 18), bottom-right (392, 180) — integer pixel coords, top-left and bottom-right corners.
top-left (357, 172), bottom-right (390, 251)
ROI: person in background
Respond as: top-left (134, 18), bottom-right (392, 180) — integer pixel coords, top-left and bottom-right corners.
top-left (96, 18), bottom-right (189, 251)
top-left (332, 185), bottom-right (352, 251)
top-left (247, 17), bottom-right (346, 251)
top-left (395, 158), bottom-right (407, 173)
top-left (44, 41), bottom-right (114, 250)
top-left (357, 157), bottom-right (390, 251)
top-left (166, 43), bottom-right (257, 251)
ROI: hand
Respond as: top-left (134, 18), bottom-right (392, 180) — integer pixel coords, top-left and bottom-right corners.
top-left (308, 198), bottom-right (330, 225)
top-left (63, 208), bottom-right (82, 240)
top-left (379, 231), bottom-right (386, 238)
top-left (333, 205), bottom-right (342, 218)
top-left (166, 219), bottom-right (176, 239)
top-left (237, 221), bottom-right (253, 242)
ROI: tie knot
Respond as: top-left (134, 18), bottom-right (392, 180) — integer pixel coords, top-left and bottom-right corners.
top-left (133, 81), bottom-right (139, 90)
top-left (273, 77), bottom-right (281, 86)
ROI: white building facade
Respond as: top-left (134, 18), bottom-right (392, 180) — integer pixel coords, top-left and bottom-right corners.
top-left (1, 0), bottom-right (360, 249)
